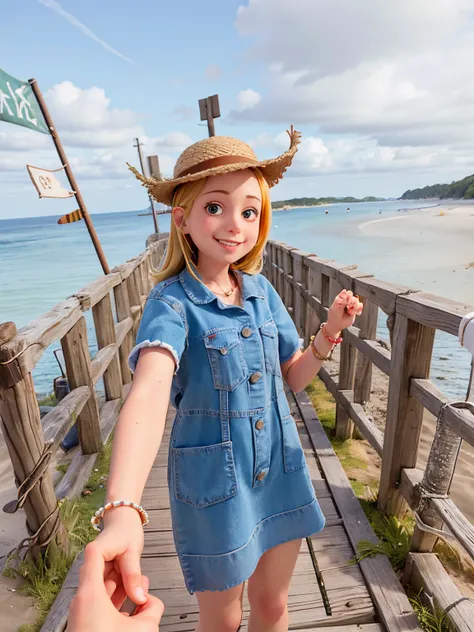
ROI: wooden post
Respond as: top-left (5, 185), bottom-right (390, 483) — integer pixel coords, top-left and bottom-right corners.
top-left (92, 294), bottom-right (122, 401)
top-left (134, 138), bottom-right (159, 234)
top-left (127, 267), bottom-right (141, 309)
top-left (378, 314), bottom-right (435, 516)
top-left (199, 94), bottom-right (220, 137)
top-left (304, 260), bottom-right (323, 348)
top-left (282, 247), bottom-right (294, 313)
top-left (61, 317), bottom-right (102, 455)
top-left (0, 323), bottom-right (68, 560)
top-left (411, 408), bottom-right (463, 552)
top-left (113, 281), bottom-right (133, 385)
top-left (29, 79), bottom-right (110, 275)
top-left (291, 251), bottom-right (304, 336)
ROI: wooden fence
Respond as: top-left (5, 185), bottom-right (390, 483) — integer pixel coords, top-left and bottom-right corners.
top-left (263, 239), bottom-right (474, 630)
top-left (0, 235), bottom-right (168, 560)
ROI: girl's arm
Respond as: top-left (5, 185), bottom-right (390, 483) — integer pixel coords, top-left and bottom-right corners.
top-left (281, 290), bottom-right (363, 393)
top-left (105, 346), bottom-right (175, 506)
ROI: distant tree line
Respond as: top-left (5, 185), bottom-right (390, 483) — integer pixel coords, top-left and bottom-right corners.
top-left (271, 196), bottom-right (384, 209)
top-left (401, 174), bottom-right (474, 200)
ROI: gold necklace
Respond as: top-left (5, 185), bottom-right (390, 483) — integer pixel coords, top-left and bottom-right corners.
top-left (201, 270), bottom-right (237, 297)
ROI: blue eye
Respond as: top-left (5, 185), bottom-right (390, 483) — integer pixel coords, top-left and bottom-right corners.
top-left (242, 209), bottom-right (257, 219)
top-left (206, 203), bottom-right (223, 215)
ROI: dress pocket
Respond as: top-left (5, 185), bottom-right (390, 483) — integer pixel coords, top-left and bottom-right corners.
top-left (260, 319), bottom-right (279, 374)
top-left (204, 328), bottom-right (246, 391)
top-left (280, 415), bottom-right (306, 473)
top-left (172, 441), bottom-right (238, 508)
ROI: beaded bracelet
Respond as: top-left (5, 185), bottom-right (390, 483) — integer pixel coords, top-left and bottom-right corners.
top-left (91, 500), bottom-right (149, 532)
top-left (320, 322), bottom-right (343, 345)
top-left (309, 335), bottom-right (331, 362)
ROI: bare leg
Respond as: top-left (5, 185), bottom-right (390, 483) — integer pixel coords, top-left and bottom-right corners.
top-left (195, 582), bottom-right (244, 632)
top-left (247, 539), bottom-right (302, 632)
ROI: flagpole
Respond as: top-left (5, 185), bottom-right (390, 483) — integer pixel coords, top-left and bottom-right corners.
top-left (28, 78), bottom-right (110, 275)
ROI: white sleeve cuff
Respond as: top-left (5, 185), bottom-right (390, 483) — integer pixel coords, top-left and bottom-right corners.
top-left (128, 340), bottom-right (180, 374)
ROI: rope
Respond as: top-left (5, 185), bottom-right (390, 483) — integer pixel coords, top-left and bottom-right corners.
top-left (6, 441), bottom-right (54, 514)
top-left (443, 596), bottom-right (474, 617)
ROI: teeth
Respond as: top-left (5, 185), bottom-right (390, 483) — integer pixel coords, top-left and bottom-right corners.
top-left (218, 240), bottom-right (239, 246)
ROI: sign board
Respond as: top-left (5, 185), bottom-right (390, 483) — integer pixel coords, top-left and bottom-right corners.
top-left (198, 94), bottom-right (220, 121)
top-left (0, 69), bottom-right (49, 134)
top-left (58, 209), bottom-right (84, 224)
top-left (27, 164), bottom-right (75, 199)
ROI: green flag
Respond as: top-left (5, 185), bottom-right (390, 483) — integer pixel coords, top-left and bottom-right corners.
top-left (0, 69), bottom-right (49, 134)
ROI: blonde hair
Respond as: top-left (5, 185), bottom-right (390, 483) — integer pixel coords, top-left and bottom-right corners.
top-left (150, 168), bottom-right (272, 284)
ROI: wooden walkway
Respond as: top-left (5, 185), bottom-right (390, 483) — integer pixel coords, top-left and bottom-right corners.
top-left (50, 388), bottom-right (420, 632)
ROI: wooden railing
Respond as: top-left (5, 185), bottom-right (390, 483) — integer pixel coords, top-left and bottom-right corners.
top-left (0, 235), bottom-right (168, 559)
top-left (263, 239), bottom-right (474, 630)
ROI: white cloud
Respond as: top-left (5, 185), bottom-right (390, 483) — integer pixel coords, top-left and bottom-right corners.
top-left (173, 105), bottom-right (195, 121)
top-left (205, 64), bottom-right (222, 82)
top-left (237, 88), bottom-right (262, 110)
top-left (230, 0), bottom-right (474, 179)
top-left (38, 0), bottom-right (137, 65)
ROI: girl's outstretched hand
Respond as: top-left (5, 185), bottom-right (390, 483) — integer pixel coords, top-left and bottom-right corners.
top-left (327, 290), bottom-right (363, 335)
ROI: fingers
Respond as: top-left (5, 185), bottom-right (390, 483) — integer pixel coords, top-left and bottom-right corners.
top-left (119, 550), bottom-right (147, 605)
top-left (134, 593), bottom-right (165, 626)
top-left (80, 543), bottom-right (106, 592)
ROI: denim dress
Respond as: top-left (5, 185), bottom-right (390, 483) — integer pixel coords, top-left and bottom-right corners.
top-left (128, 268), bottom-right (325, 594)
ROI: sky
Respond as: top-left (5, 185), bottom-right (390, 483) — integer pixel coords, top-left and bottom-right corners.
top-left (1, 0), bottom-right (474, 219)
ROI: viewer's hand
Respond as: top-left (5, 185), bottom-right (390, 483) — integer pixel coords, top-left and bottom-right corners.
top-left (327, 290), bottom-right (363, 335)
top-left (68, 542), bottom-right (164, 632)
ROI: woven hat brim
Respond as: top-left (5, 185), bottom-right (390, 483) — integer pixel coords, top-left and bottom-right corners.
top-left (127, 127), bottom-right (301, 206)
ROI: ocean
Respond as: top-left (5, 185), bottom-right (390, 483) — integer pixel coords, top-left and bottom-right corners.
top-left (0, 199), bottom-right (472, 399)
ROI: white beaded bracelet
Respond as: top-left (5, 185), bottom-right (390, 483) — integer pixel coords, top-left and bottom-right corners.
top-left (91, 500), bottom-right (149, 532)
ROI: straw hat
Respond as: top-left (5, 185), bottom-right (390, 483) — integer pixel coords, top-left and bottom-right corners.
top-left (128, 125), bottom-right (301, 206)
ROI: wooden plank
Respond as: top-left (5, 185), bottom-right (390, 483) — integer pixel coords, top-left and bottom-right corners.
top-left (344, 327), bottom-right (391, 376)
top-left (0, 297), bottom-right (82, 387)
top-left (92, 293), bottom-right (122, 400)
top-left (397, 292), bottom-right (474, 337)
top-left (399, 466), bottom-right (423, 509)
top-left (90, 343), bottom-right (118, 386)
top-left (291, 626), bottom-right (384, 632)
top-left (61, 316), bottom-right (102, 455)
top-left (55, 398), bottom-right (120, 500)
top-left (352, 277), bottom-right (414, 317)
top-left (115, 316), bottom-right (133, 347)
top-left (354, 298), bottom-right (379, 407)
top-left (73, 272), bottom-right (122, 310)
top-left (42, 385), bottom-right (90, 449)
top-left (294, 389), bottom-right (422, 632)
top-left (407, 552), bottom-right (474, 632)
top-left (114, 281), bottom-right (133, 385)
top-left (411, 379), bottom-right (474, 447)
top-left (379, 314), bottom-right (435, 516)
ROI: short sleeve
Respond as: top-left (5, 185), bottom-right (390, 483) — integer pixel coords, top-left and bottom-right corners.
top-left (262, 276), bottom-right (301, 363)
top-left (128, 296), bottom-right (186, 374)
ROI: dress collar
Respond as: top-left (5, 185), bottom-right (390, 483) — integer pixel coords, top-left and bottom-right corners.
top-left (179, 266), bottom-right (265, 305)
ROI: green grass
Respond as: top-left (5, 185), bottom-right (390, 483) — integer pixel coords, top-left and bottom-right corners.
top-left (409, 591), bottom-right (450, 632)
top-left (37, 393), bottom-right (57, 407)
top-left (4, 437), bottom-right (113, 632)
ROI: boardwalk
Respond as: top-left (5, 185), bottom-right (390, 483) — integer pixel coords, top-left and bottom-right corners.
top-left (47, 387), bottom-right (419, 632)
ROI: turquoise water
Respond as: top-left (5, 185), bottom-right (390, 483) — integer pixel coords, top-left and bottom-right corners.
top-left (0, 200), bottom-right (471, 398)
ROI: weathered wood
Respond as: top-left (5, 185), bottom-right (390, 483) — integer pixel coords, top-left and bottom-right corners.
top-left (113, 281), bottom-right (133, 385)
top-left (411, 378), bottom-right (474, 446)
top-left (73, 272), bottom-right (122, 310)
top-left (130, 305), bottom-right (142, 341)
top-left (378, 314), bottom-right (435, 516)
top-left (42, 385), bottom-right (90, 449)
top-left (92, 293), bottom-right (122, 400)
top-left (411, 406), bottom-right (463, 552)
top-left (55, 397), bottom-right (120, 500)
top-left (90, 344), bottom-right (118, 386)
top-left (397, 291), bottom-right (474, 337)
top-left (282, 246), bottom-right (294, 312)
top-left (61, 316), bottom-right (102, 455)
top-left (0, 298), bottom-right (82, 388)
top-left (406, 553), bottom-right (474, 632)
top-left (304, 260), bottom-right (322, 347)
top-left (344, 327), bottom-right (391, 376)
top-left (127, 266), bottom-right (141, 309)
top-left (114, 317), bottom-right (133, 348)
top-left (399, 466), bottom-right (423, 509)
top-left (294, 389), bottom-right (422, 632)
top-left (354, 298), bottom-right (378, 406)
top-left (291, 249), bottom-right (309, 336)
top-left (353, 276), bottom-right (414, 317)
top-left (0, 324), bottom-right (68, 560)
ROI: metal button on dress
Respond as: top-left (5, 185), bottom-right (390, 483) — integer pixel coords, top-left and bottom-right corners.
top-left (256, 471), bottom-right (266, 482)
top-left (249, 372), bottom-right (261, 384)
top-left (220, 348), bottom-right (228, 355)
top-left (255, 420), bottom-right (264, 430)
top-left (241, 327), bottom-right (252, 338)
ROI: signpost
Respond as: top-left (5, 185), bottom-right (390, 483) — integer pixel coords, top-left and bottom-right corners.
top-left (133, 138), bottom-right (159, 233)
top-left (198, 94), bottom-right (220, 137)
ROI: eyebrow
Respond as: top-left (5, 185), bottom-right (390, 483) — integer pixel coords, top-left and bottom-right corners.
top-left (205, 189), bottom-right (261, 202)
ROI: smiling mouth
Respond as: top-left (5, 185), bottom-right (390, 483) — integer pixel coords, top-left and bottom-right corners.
top-left (214, 238), bottom-right (244, 247)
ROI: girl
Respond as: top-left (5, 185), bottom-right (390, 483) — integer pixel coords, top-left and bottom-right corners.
top-left (90, 127), bottom-right (363, 632)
